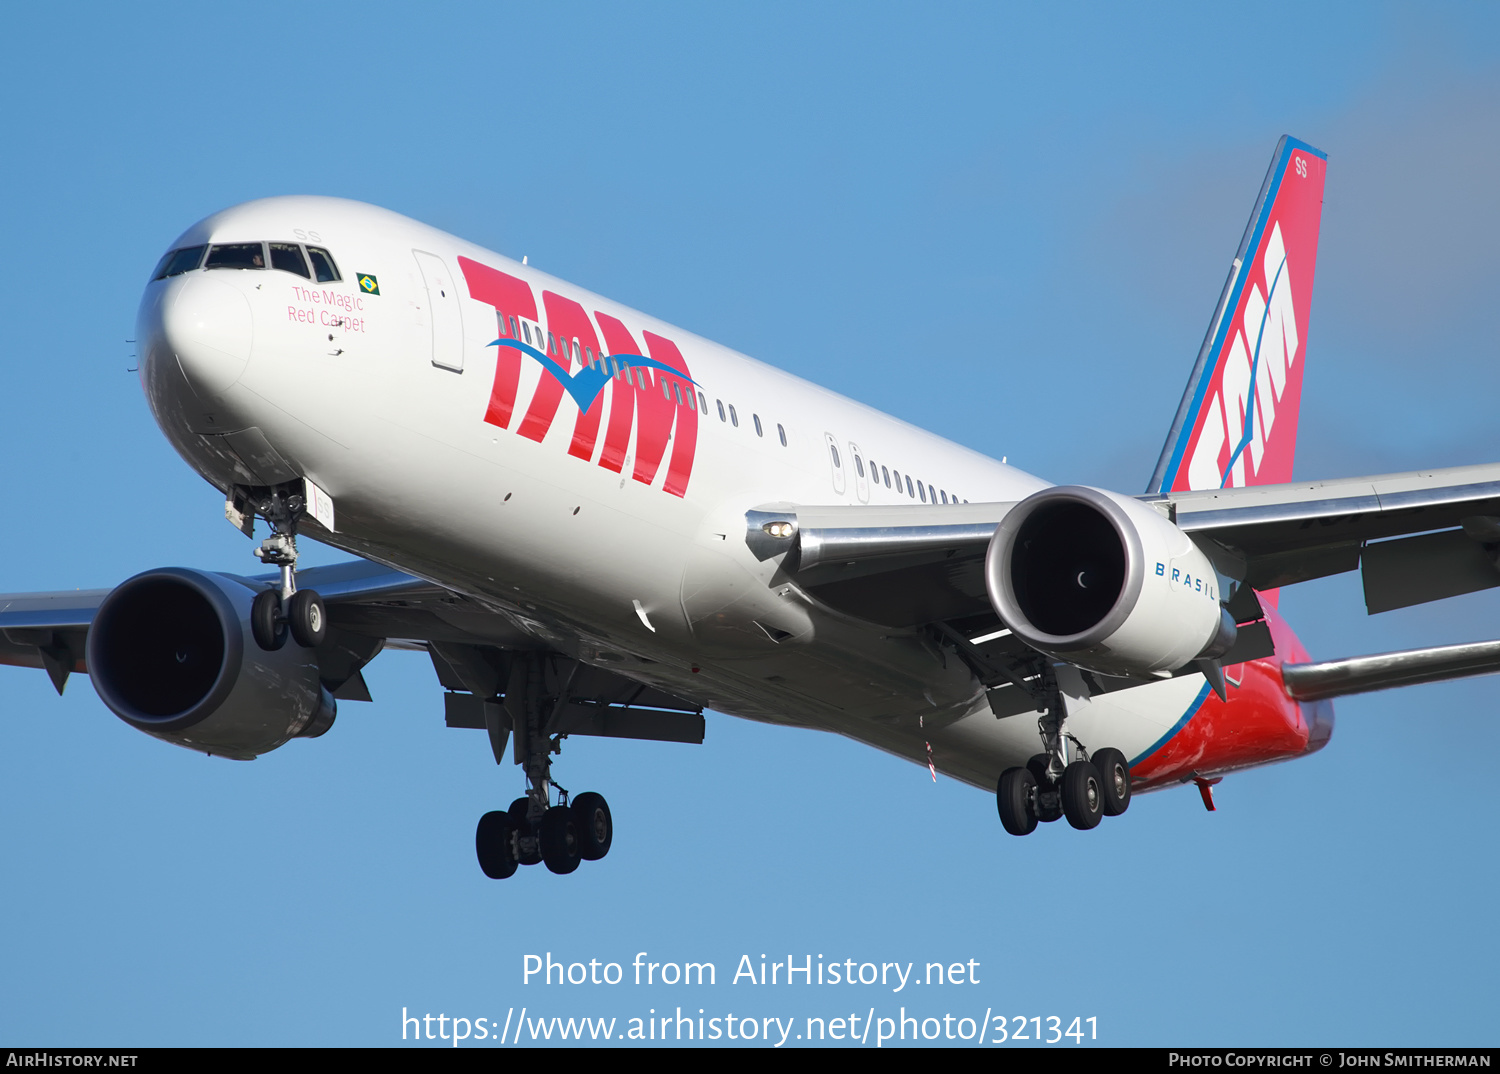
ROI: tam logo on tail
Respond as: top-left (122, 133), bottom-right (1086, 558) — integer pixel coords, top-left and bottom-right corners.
top-left (1151, 137), bottom-right (1327, 494)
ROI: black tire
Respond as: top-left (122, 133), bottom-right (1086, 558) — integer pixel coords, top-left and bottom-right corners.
top-left (1061, 760), bottom-right (1104, 830)
top-left (571, 792), bottom-right (613, 861)
top-left (475, 810), bottom-right (517, 879)
top-left (1092, 747), bottom-right (1132, 816)
top-left (508, 797), bottom-right (542, 865)
top-left (287, 589), bottom-right (327, 648)
top-left (996, 767), bottom-right (1038, 836)
top-left (540, 806), bottom-right (581, 875)
top-left (1028, 753), bottom-right (1063, 822)
top-left (250, 589), bottom-right (286, 651)
top-left (1026, 752), bottom-right (1053, 785)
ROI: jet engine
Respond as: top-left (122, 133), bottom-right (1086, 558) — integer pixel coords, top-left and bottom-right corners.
top-left (985, 485), bottom-right (1236, 677)
top-left (86, 567), bottom-right (335, 759)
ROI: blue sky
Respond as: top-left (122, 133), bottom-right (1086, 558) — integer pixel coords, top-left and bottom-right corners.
top-left (2, 2), bottom-right (1498, 1048)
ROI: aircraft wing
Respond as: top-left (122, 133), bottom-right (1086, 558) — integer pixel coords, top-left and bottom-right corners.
top-left (0, 560), bottom-right (457, 697)
top-left (1161, 462), bottom-right (1500, 603)
top-left (752, 461), bottom-right (1500, 630)
top-left (0, 559), bottom-right (703, 743)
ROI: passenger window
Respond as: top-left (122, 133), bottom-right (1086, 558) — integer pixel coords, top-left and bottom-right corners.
top-left (269, 242), bottom-right (310, 278)
top-left (717, 400), bottom-right (726, 422)
top-left (829, 443), bottom-right (841, 468)
top-left (919, 481), bottom-right (927, 503)
top-left (778, 423), bottom-right (787, 446)
top-left (907, 476), bottom-right (915, 497)
top-left (205, 242), bottom-right (266, 270)
top-left (699, 392), bottom-right (708, 415)
top-left (729, 405), bottom-right (739, 427)
top-left (662, 378), bottom-right (671, 401)
top-left (152, 245), bottom-right (207, 280)
top-left (508, 316), bottom-right (517, 338)
top-left (306, 246), bottom-right (341, 282)
top-left (753, 414), bottom-right (763, 437)
top-left (854, 455), bottom-right (865, 478)
top-left (892, 469), bottom-right (900, 490)
top-left (882, 466), bottom-right (890, 487)
top-left (548, 332), bottom-right (557, 354)
top-left (941, 490), bottom-right (948, 504)
top-left (585, 344), bottom-right (594, 365)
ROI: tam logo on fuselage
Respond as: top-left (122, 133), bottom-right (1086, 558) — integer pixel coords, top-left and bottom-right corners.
top-left (457, 256), bottom-right (699, 498)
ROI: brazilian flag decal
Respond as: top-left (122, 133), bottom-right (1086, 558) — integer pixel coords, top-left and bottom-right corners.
top-left (357, 273), bottom-right (380, 296)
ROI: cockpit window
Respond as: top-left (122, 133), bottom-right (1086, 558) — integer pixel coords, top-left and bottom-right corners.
top-left (205, 243), bottom-right (266, 270)
top-left (269, 242), bottom-right (311, 279)
top-left (306, 246), bottom-right (341, 283)
top-left (151, 245), bottom-right (208, 280)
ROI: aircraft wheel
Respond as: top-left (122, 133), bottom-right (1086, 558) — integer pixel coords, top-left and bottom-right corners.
top-left (1028, 754), bottom-right (1063, 822)
top-left (1092, 747), bottom-right (1132, 816)
top-left (1026, 752), bottom-right (1052, 785)
top-left (571, 792), bottom-right (613, 861)
top-left (1061, 760), bottom-right (1104, 830)
top-left (287, 589), bottom-right (327, 648)
top-left (508, 797), bottom-right (542, 865)
top-left (996, 767), bottom-right (1038, 836)
top-left (540, 806), bottom-right (581, 875)
top-left (250, 589), bottom-right (286, 651)
top-left (475, 810), bottom-right (517, 879)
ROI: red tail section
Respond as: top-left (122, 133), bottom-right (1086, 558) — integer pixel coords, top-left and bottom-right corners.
top-left (1150, 137), bottom-right (1326, 495)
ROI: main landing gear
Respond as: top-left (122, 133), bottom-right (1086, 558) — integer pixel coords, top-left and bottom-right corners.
top-left (237, 482), bottom-right (327, 652)
top-left (995, 665), bottom-right (1132, 836)
top-left (473, 652), bottom-right (613, 880)
top-left (476, 789), bottom-right (613, 880)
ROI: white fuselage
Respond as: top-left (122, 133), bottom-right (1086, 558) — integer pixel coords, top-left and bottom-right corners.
top-left (137, 196), bottom-right (1215, 791)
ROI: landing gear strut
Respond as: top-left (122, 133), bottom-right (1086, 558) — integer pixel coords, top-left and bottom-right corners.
top-left (993, 662), bottom-right (1131, 837)
top-left (473, 652), bottom-right (613, 879)
top-left (236, 481), bottom-right (327, 651)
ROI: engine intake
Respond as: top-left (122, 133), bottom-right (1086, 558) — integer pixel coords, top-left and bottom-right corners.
top-left (986, 486), bottom-right (1235, 676)
top-left (87, 568), bottom-right (334, 759)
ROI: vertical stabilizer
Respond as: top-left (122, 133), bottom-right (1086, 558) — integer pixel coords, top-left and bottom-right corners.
top-left (1148, 137), bottom-right (1327, 495)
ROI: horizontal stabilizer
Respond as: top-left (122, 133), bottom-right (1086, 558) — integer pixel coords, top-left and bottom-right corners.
top-left (1282, 639), bottom-right (1500, 700)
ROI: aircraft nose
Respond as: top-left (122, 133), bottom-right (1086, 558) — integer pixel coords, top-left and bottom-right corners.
top-left (160, 274), bottom-right (253, 396)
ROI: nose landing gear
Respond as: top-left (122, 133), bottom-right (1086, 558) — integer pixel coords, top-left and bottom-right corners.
top-left (234, 481), bottom-right (328, 652)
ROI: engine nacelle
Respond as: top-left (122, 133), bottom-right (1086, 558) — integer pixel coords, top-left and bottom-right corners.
top-left (86, 568), bottom-right (335, 759)
top-left (985, 486), bottom-right (1235, 676)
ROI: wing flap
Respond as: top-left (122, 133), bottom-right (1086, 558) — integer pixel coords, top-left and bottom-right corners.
top-left (1362, 529), bottom-right (1500, 614)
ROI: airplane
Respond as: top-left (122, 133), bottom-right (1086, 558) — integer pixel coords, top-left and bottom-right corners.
top-left (6, 134), bottom-right (1500, 878)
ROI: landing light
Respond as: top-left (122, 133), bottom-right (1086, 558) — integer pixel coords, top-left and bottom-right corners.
top-left (763, 521), bottom-right (795, 539)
